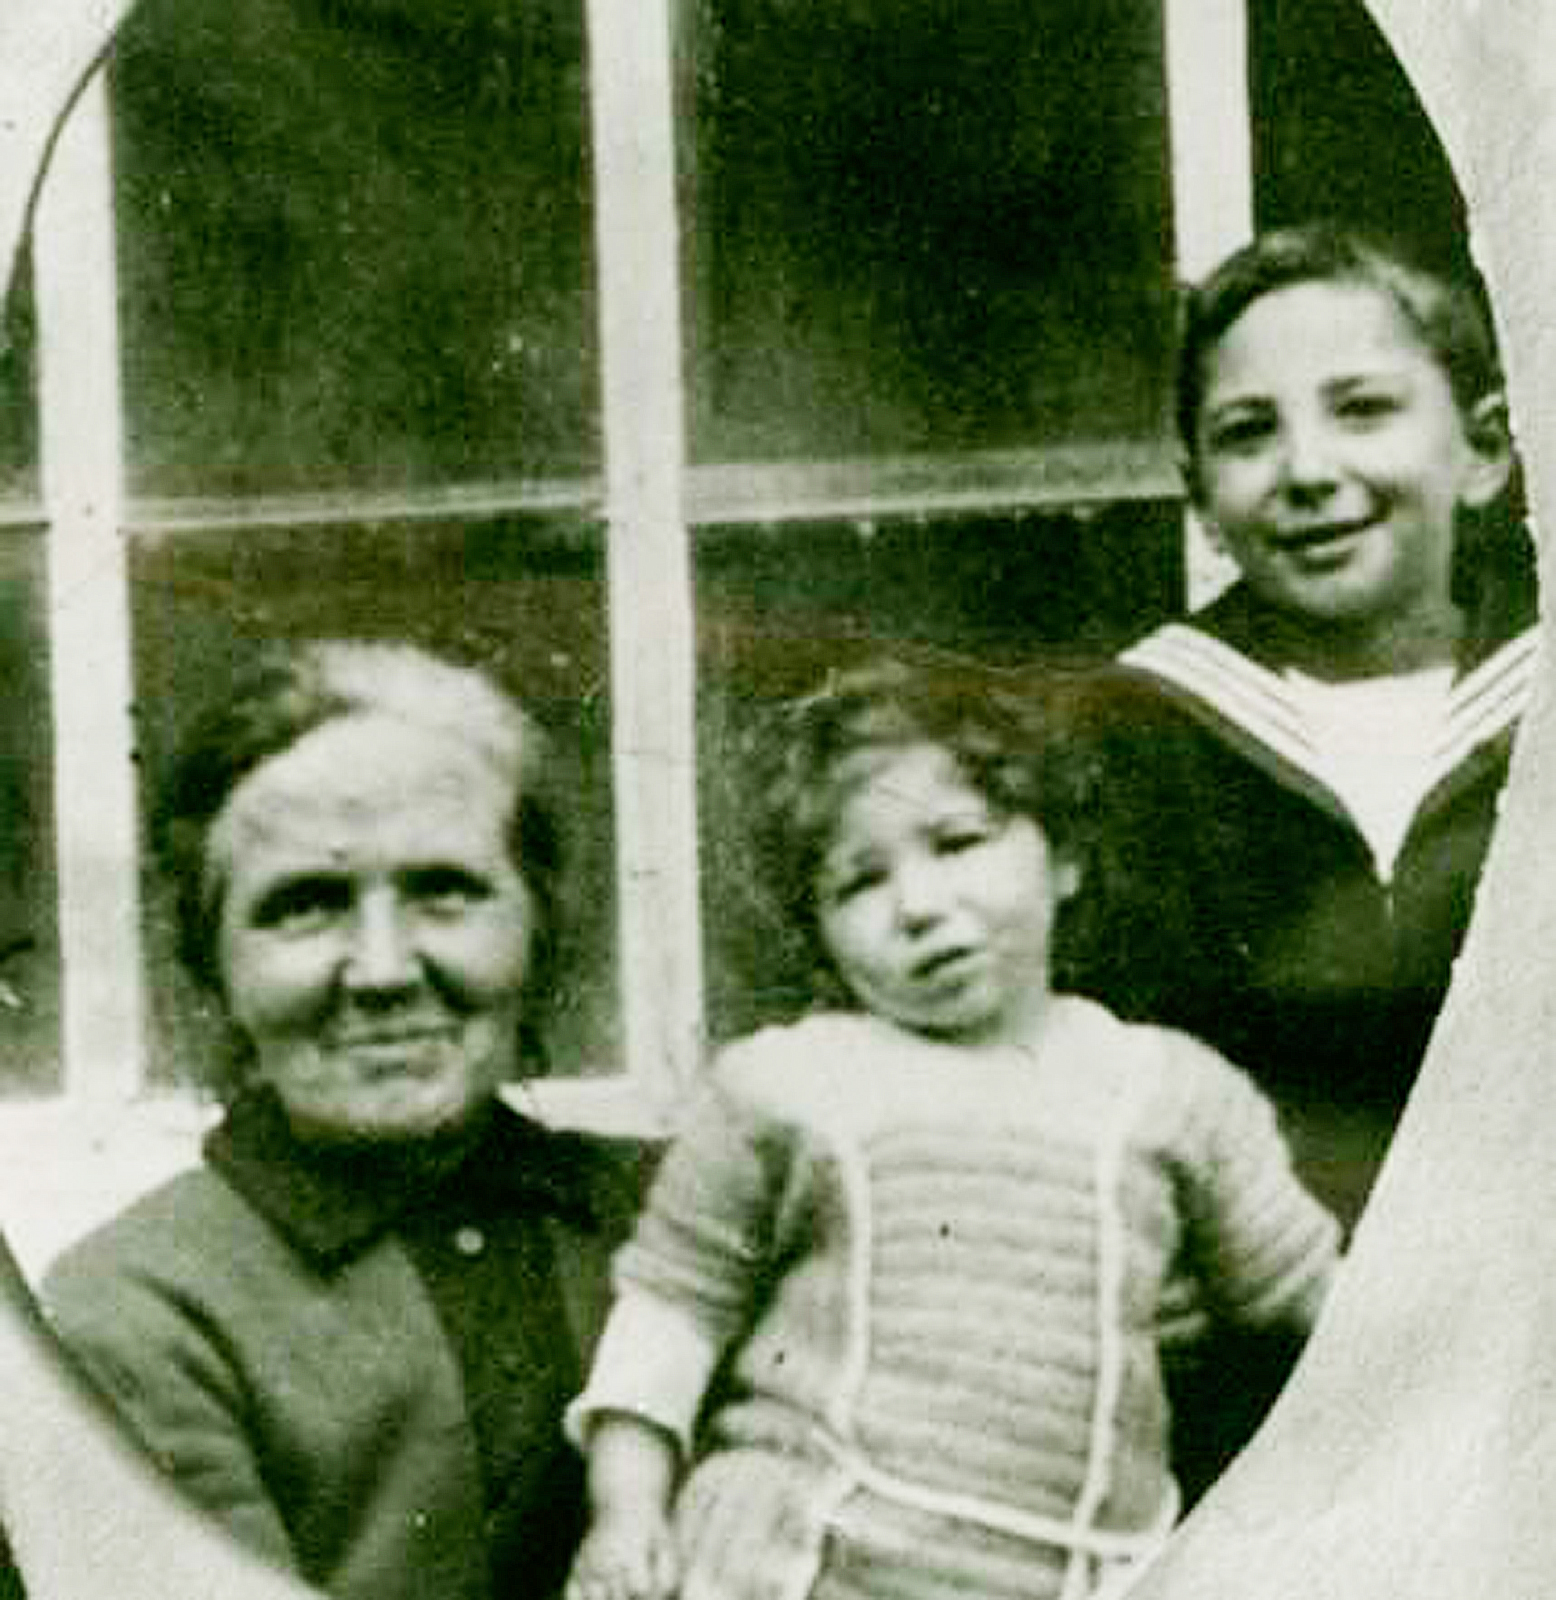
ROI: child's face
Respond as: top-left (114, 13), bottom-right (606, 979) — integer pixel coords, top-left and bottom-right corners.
top-left (1190, 280), bottom-right (1509, 639)
top-left (814, 742), bottom-right (1079, 1047)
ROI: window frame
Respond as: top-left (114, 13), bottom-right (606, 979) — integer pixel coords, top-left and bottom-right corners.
top-left (16, 0), bottom-right (1252, 1207)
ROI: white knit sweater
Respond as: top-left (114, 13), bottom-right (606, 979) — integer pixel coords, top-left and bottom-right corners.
top-left (574, 999), bottom-right (1339, 1600)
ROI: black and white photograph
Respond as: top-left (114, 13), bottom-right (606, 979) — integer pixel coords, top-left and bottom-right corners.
top-left (0, 2), bottom-right (1552, 1595)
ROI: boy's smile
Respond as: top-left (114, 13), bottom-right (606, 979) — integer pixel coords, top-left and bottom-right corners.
top-left (814, 743), bottom-right (1079, 1047)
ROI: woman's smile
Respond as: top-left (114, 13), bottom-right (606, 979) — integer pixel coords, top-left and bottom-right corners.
top-left (328, 1025), bottom-right (462, 1071)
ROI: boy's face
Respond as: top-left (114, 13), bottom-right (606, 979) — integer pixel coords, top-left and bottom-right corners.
top-left (1190, 280), bottom-right (1509, 641)
top-left (814, 742), bottom-right (1079, 1047)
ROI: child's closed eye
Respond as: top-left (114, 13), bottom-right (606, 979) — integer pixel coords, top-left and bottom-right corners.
top-left (1333, 389), bottom-right (1402, 425)
top-left (932, 823), bottom-right (995, 855)
top-left (1204, 411), bottom-right (1276, 453)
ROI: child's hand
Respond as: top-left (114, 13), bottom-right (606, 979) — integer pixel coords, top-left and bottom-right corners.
top-left (566, 1510), bottom-right (680, 1600)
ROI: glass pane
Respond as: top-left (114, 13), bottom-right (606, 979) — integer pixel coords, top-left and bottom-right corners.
top-left (684, 0), bottom-right (1176, 471)
top-left (0, 531), bottom-right (60, 1093)
top-left (0, 257), bottom-right (39, 510)
top-left (1250, 0), bottom-right (1471, 277)
top-left (113, 0), bottom-right (598, 499)
top-left (129, 516), bottom-right (619, 1088)
top-left (696, 503), bottom-right (1182, 1043)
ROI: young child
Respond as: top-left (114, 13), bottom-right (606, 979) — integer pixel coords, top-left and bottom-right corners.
top-left (1068, 225), bottom-right (1539, 1231)
top-left (564, 663), bottom-right (1339, 1600)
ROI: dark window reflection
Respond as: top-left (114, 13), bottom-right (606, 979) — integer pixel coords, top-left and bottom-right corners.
top-left (0, 260), bottom-right (38, 508)
top-left (0, 532), bottom-right (60, 1093)
top-left (684, 0), bottom-right (1177, 468)
top-left (112, 0), bottom-right (599, 498)
top-left (1250, 0), bottom-right (1471, 279)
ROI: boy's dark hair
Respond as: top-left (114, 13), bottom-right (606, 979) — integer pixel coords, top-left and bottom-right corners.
top-left (1176, 222), bottom-right (1504, 456)
top-left (744, 660), bottom-right (1096, 1000)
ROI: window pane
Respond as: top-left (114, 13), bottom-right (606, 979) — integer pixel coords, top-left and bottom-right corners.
top-left (0, 531), bottom-right (60, 1093)
top-left (129, 516), bottom-right (619, 1089)
top-left (696, 504), bottom-right (1182, 1042)
top-left (1250, 0), bottom-right (1471, 277)
top-left (112, 0), bottom-right (598, 499)
top-left (0, 259), bottom-right (39, 510)
top-left (684, 0), bottom-right (1176, 474)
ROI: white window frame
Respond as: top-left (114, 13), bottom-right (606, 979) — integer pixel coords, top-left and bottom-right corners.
top-left (4, 0), bottom-right (1253, 1272)
top-left (1164, 0), bottom-right (1255, 604)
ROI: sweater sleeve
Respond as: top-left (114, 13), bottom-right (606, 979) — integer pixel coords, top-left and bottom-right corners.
top-left (42, 1244), bottom-right (300, 1574)
top-left (609, 1042), bottom-right (801, 1361)
top-left (1161, 1033), bottom-right (1342, 1331)
top-left (565, 1288), bottom-right (724, 1455)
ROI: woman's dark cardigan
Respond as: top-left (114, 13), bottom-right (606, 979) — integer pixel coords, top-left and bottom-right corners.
top-left (43, 1089), bottom-right (655, 1600)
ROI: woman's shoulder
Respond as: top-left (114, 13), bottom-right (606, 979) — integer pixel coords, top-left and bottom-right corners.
top-left (53, 1166), bottom-right (262, 1268)
top-left (42, 1165), bottom-right (273, 1330)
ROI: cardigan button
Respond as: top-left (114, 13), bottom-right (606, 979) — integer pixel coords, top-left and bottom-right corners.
top-left (453, 1226), bottom-right (486, 1257)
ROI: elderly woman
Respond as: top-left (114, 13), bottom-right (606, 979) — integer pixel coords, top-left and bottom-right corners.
top-left (42, 640), bottom-right (648, 1600)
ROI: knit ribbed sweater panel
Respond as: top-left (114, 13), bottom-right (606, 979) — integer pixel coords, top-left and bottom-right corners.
top-left (611, 1000), bottom-right (1338, 1600)
top-left (855, 1122), bottom-right (1113, 1512)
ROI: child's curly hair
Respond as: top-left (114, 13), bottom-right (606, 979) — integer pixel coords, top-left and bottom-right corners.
top-left (742, 659), bottom-right (1099, 1006)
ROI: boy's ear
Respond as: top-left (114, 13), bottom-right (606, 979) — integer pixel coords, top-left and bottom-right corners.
top-left (1461, 391), bottom-right (1515, 509)
top-left (1180, 448), bottom-right (1205, 510)
top-left (1180, 451), bottom-right (1227, 552)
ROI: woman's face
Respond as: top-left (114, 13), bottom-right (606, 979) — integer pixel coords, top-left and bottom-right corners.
top-left (1191, 280), bottom-right (1509, 646)
top-left (207, 711), bottom-right (535, 1143)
